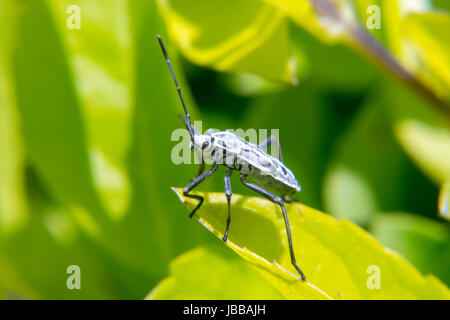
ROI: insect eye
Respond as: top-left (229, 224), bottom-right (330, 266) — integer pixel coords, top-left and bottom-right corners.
top-left (202, 141), bottom-right (209, 150)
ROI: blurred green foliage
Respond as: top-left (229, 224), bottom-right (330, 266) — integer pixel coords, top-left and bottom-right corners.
top-left (0, 0), bottom-right (449, 299)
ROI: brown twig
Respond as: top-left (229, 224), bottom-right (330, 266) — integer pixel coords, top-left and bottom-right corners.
top-left (311, 0), bottom-right (450, 119)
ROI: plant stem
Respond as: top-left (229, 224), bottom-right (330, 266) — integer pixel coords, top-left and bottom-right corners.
top-left (311, 0), bottom-right (450, 120)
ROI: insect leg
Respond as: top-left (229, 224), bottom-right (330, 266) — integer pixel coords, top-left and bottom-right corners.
top-left (223, 167), bottom-right (233, 242)
top-left (188, 153), bottom-right (205, 183)
top-left (258, 135), bottom-right (283, 162)
top-left (240, 174), bottom-right (306, 281)
top-left (196, 162), bottom-right (205, 177)
top-left (184, 163), bottom-right (218, 218)
top-left (192, 149), bottom-right (205, 179)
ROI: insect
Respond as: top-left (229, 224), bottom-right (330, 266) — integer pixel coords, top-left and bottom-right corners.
top-left (157, 35), bottom-right (306, 281)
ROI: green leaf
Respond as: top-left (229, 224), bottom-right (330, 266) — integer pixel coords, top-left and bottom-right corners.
top-left (438, 180), bottom-right (450, 221)
top-left (9, 0), bottom-right (105, 222)
top-left (290, 25), bottom-right (378, 91)
top-left (0, 201), bottom-right (121, 299)
top-left (395, 119), bottom-right (450, 185)
top-left (172, 188), bottom-right (450, 299)
top-left (403, 12), bottom-right (450, 99)
top-left (2, 0), bottom-right (212, 299)
top-left (260, 0), bottom-right (349, 43)
top-left (434, 0), bottom-right (450, 11)
top-left (157, 0), bottom-right (296, 83)
top-left (381, 75), bottom-right (450, 186)
top-left (324, 165), bottom-right (376, 226)
top-left (353, 0), bottom-right (384, 38)
top-left (148, 245), bottom-right (283, 299)
top-left (0, 0), bottom-right (27, 235)
top-left (323, 90), bottom-right (436, 225)
top-left (48, 0), bottom-right (134, 219)
top-left (87, 0), bottom-right (215, 297)
top-left (371, 212), bottom-right (450, 286)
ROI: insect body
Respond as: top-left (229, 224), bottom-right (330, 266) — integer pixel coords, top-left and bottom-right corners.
top-left (197, 131), bottom-right (300, 195)
top-left (158, 35), bottom-right (306, 280)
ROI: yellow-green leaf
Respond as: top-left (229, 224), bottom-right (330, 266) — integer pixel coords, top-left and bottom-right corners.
top-left (438, 180), bottom-right (450, 221)
top-left (395, 119), bottom-right (450, 185)
top-left (261, 0), bottom-right (361, 44)
top-left (148, 245), bottom-right (283, 300)
top-left (157, 0), bottom-right (296, 83)
top-left (48, 0), bottom-right (133, 219)
top-left (371, 212), bottom-right (450, 285)
top-left (172, 188), bottom-right (450, 299)
top-left (0, 0), bottom-right (27, 235)
top-left (404, 12), bottom-right (450, 98)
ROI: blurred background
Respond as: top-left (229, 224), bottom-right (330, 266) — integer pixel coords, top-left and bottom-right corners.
top-left (0, 0), bottom-right (449, 299)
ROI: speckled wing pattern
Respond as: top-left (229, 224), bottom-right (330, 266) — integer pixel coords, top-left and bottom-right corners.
top-left (210, 131), bottom-right (300, 191)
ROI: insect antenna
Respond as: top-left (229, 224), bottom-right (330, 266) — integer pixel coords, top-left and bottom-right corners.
top-left (157, 34), bottom-right (195, 141)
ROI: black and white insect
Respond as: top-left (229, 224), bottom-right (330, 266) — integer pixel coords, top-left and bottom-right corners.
top-left (158, 35), bottom-right (306, 281)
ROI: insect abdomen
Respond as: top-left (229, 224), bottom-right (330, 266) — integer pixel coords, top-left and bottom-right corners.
top-left (247, 168), bottom-right (299, 196)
